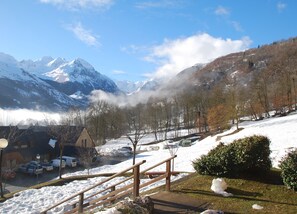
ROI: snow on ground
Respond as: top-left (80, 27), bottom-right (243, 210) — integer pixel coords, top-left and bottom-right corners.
top-left (1, 112), bottom-right (297, 213)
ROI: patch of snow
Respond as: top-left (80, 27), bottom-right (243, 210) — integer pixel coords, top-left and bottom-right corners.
top-left (47, 57), bottom-right (66, 68)
top-left (0, 53), bottom-right (33, 81)
top-left (96, 207), bottom-right (121, 214)
top-left (69, 91), bottom-right (85, 100)
top-left (200, 209), bottom-right (224, 214)
top-left (0, 52), bottom-right (18, 66)
top-left (44, 67), bottom-right (70, 83)
top-left (72, 58), bottom-right (94, 70)
top-left (211, 178), bottom-right (233, 197)
top-left (1, 112), bottom-right (297, 213)
top-left (230, 70), bottom-right (238, 78)
top-left (252, 204), bottom-right (263, 210)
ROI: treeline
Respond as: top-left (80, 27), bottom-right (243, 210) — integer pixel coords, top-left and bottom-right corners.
top-left (61, 39), bottom-right (297, 145)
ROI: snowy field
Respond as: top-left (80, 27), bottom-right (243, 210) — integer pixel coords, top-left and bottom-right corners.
top-left (0, 112), bottom-right (297, 213)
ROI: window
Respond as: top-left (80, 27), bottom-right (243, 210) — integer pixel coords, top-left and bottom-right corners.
top-left (81, 139), bottom-right (87, 147)
top-left (14, 142), bottom-right (21, 149)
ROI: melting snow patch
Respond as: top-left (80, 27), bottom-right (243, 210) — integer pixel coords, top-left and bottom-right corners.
top-left (96, 207), bottom-right (121, 214)
top-left (201, 209), bottom-right (224, 214)
top-left (211, 178), bottom-right (233, 197)
top-left (252, 204), bottom-right (263, 210)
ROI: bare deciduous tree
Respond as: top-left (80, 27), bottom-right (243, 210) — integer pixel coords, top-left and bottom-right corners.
top-left (77, 147), bottom-right (96, 175)
top-left (125, 104), bottom-right (146, 165)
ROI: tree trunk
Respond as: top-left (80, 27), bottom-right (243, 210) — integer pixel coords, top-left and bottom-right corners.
top-left (59, 145), bottom-right (63, 179)
top-left (154, 131), bottom-right (158, 141)
top-left (132, 143), bottom-right (137, 165)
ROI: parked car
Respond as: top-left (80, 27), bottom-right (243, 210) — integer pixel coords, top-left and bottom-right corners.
top-left (50, 158), bottom-right (66, 168)
top-left (18, 163), bottom-right (43, 175)
top-left (121, 146), bottom-right (132, 152)
top-left (179, 139), bottom-right (192, 147)
top-left (40, 162), bottom-right (54, 171)
top-left (117, 147), bottom-right (133, 156)
top-left (61, 156), bottom-right (77, 167)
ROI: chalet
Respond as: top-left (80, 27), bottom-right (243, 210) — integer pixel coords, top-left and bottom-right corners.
top-left (0, 126), bottom-right (96, 169)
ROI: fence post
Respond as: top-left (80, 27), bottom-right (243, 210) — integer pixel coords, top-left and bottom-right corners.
top-left (133, 165), bottom-right (140, 199)
top-left (165, 159), bottom-right (171, 191)
top-left (110, 185), bottom-right (116, 204)
top-left (78, 193), bottom-right (84, 213)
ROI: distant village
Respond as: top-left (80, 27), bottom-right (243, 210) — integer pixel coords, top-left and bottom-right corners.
top-left (0, 125), bottom-right (96, 170)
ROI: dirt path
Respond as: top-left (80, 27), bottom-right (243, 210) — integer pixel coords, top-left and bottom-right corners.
top-left (150, 191), bottom-right (210, 213)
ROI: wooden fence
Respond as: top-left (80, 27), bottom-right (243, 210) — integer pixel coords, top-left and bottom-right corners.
top-left (41, 155), bottom-right (177, 214)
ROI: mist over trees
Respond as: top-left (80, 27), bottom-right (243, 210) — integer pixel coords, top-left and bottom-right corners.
top-left (5, 38), bottom-right (295, 149)
top-left (79, 38), bottom-right (297, 144)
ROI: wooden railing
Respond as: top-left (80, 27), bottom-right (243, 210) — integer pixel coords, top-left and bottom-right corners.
top-left (41, 155), bottom-right (177, 214)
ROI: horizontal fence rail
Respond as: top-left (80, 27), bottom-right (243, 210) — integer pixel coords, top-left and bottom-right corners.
top-left (41, 155), bottom-right (177, 214)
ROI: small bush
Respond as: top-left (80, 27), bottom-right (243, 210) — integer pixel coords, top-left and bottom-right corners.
top-left (232, 135), bottom-right (271, 172)
top-left (193, 143), bottom-right (236, 176)
top-left (279, 149), bottom-right (297, 191)
top-left (193, 135), bottom-right (271, 176)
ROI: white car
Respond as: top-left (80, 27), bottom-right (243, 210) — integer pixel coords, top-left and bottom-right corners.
top-left (62, 156), bottom-right (77, 167)
top-left (40, 162), bottom-right (54, 171)
top-left (50, 159), bottom-right (66, 168)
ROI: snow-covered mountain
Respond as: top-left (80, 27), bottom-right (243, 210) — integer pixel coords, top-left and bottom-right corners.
top-left (0, 52), bottom-right (119, 111)
top-left (116, 79), bottom-right (161, 95)
top-left (116, 63), bottom-right (206, 95)
top-left (116, 80), bottom-right (144, 94)
top-left (20, 57), bottom-right (119, 95)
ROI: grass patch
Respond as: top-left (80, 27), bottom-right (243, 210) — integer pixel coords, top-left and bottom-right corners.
top-left (169, 169), bottom-right (297, 213)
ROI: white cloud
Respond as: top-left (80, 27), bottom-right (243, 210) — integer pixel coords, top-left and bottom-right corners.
top-left (144, 33), bottom-right (252, 79)
top-left (112, 70), bottom-right (126, 75)
top-left (277, 2), bottom-right (287, 12)
top-left (121, 44), bottom-right (149, 55)
top-left (135, 0), bottom-right (181, 9)
top-left (67, 22), bottom-right (100, 47)
top-left (39, 0), bottom-right (113, 10)
top-left (231, 21), bottom-right (243, 32)
top-left (89, 90), bottom-right (157, 107)
top-left (215, 6), bottom-right (230, 15)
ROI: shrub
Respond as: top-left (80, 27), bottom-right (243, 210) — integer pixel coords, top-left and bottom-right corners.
top-left (279, 149), bottom-right (297, 191)
top-left (193, 143), bottom-right (236, 176)
top-left (193, 135), bottom-right (271, 176)
top-left (232, 135), bottom-right (271, 172)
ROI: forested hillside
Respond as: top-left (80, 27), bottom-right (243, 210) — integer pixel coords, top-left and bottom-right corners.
top-left (64, 37), bottom-right (297, 145)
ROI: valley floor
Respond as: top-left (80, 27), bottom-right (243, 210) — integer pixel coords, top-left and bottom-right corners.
top-left (1, 112), bottom-right (297, 213)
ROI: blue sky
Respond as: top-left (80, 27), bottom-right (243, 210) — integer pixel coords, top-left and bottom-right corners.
top-left (0, 0), bottom-right (296, 82)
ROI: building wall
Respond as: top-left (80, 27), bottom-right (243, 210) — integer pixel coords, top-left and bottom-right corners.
top-left (75, 128), bottom-right (95, 148)
top-left (3, 152), bottom-right (24, 169)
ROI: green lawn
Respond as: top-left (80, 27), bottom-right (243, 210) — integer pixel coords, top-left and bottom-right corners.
top-left (169, 170), bottom-right (297, 213)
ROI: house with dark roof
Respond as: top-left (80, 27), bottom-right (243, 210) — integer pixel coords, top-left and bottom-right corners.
top-left (0, 126), bottom-right (96, 169)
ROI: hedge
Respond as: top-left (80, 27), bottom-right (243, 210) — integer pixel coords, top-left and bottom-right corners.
top-left (193, 135), bottom-right (271, 176)
top-left (279, 149), bottom-right (297, 191)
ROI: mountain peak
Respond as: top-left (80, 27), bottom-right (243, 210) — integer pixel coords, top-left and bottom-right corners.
top-left (0, 52), bottom-right (18, 66)
top-left (71, 58), bottom-right (94, 70)
top-left (39, 56), bottom-right (54, 64)
top-left (47, 57), bottom-right (66, 68)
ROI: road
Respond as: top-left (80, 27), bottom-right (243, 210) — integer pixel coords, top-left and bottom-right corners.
top-left (3, 156), bottom-right (130, 195)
